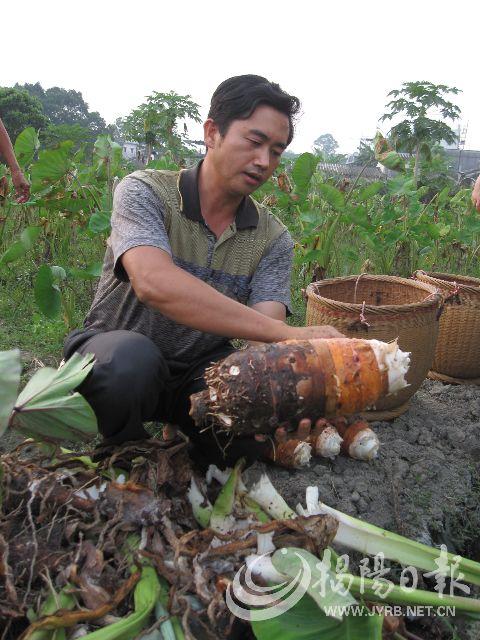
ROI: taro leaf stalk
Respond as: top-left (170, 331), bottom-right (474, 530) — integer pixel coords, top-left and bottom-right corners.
top-left (79, 565), bottom-right (160, 640)
top-left (7, 352), bottom-right (98, 443)
top-left (188, 477), bottom-right (213, 528)
top-left (210, 458), bottom-right (244, 534)
top-left (298, 486), bottom-right (480, 588)
top-left (153, 575), bottom-right (186, 640)
top-left (247, 475), bottom-right (480, 614)
top-left (29, 586), bottom-right (76, 640)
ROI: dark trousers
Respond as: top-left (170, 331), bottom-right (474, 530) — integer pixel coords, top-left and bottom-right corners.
top-left (63, 329), bottom-right (267, 468)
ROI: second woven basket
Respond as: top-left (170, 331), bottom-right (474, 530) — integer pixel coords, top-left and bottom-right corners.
top-left (306, 274), bottom-right (442, 419)
top-left (414, 271), bottom-right (480, 381)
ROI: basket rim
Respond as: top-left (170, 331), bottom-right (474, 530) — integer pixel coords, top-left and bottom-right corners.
top-left (414, 270), bottom-right (480, 296)
top-left (306, 274), bottom-right (441, 315)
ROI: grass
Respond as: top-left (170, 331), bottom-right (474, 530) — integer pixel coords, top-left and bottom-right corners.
top-left (0, 238), bottom-right (101, 373)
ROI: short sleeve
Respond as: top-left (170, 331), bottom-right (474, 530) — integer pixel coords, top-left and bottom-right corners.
top-left (110, 176), bottom-right (172, 281)
top-left (247, 229), bottom-right (294, 315)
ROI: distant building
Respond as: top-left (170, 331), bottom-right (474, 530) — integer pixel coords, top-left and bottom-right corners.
top-left (122, 141), bottom-right (145, 162)
top-left (444, 149), bottom-right (480, 178)
top-left (122, 141), bottom-right (139, 160)
top-left (121, 141), bottom-right (148, 166)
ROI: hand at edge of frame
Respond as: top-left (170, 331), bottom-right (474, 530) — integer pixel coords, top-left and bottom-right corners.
top-left (11, 168), bottom-right (30, 204)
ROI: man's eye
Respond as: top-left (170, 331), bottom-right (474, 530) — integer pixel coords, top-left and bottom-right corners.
top-left (272, 150), bottom-right (282, 158)
top-left (248, 139), bottom-right (261, 146)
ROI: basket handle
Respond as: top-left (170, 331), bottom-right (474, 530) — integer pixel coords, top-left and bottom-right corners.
top-left (347, 301), bottom-right (371, 331)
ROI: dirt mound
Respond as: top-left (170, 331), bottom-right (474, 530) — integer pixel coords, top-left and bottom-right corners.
top-left (257, 380), bottom-right (480, 558)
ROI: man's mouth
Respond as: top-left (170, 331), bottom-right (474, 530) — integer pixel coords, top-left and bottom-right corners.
top-left (243, 171), bottom-right (263, 185)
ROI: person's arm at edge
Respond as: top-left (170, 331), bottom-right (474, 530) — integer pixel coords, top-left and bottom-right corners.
top-left (472, 175), bottom-right (480, 212)
top-left (0, 118), bottom-right (30, 202)
top-left (121, 246), bottom-right (341, 343)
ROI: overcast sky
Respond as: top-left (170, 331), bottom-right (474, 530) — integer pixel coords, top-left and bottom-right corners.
top-left (4, 0), bottom-right (479, 154)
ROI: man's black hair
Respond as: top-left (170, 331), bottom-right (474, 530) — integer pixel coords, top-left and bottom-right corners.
top-left (208, 75), bottom-right (300, 146)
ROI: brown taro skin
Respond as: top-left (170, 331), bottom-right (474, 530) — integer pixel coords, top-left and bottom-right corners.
top-left (190, 339), bottom-right (389, 436)
top-left (263, 439), bottom-right (311, 469)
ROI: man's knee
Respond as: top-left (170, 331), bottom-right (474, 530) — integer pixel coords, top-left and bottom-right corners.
top-left (68, 330), bottom-right (168, 412)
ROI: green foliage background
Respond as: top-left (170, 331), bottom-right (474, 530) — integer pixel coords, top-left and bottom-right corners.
top-left (0, 78), bottom-right (478, 365)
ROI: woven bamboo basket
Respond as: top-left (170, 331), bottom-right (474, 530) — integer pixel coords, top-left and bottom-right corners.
top-left (306, 274), bottom-right (441, 419)
top-left (414, 271), bottom-right (480, 381)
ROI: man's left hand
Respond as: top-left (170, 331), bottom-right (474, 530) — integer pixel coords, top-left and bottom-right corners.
top-left (254, 418), bottom-right (313, 444)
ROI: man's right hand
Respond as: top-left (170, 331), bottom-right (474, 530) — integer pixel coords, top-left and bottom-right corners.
top-left (11, 169), bottom-right (30, 203)
top-left (283, 324), bottom-right (345, 340)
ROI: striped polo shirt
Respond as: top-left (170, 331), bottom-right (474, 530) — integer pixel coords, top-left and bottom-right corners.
top-left (83, 161), bottom-right (294, 364)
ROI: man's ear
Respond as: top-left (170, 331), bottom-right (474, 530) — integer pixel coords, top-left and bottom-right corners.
top-left (204, 118), bottom-right (220, 150)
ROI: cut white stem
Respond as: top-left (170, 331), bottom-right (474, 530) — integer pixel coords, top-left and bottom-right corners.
top-left (247, 474), bottom-right (296, 520)
top-left (369, 339), bottom-right (410, 394)
top-left (206, 464), bottom-right (232, 486)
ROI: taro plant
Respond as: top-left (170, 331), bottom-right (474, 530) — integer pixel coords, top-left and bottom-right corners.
top-left (256, 140), bottom-right (479, 284)
top-left (0, 349), bottom-right (97, 442)
top-left (0, 127), bottom-right (128, 326)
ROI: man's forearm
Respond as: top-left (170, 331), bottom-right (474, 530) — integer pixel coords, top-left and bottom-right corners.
top-left (134, 263), bottom-right (291, 343)
top-left (0, 120), bottom-right (21, 173)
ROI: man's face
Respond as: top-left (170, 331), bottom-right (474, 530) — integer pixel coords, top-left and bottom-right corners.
top-left (205, 104), bottom-right (290, 196)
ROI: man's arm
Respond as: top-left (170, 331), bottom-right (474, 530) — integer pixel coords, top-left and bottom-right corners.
top-left (250, 300), bottom-right (286, 322)
top-left (472, 175), bottom-right (480, 212)
top-left (248, 301), bottom-right (286, 345)
top-left (121, 246), bottom-right (341, 342)
top-left (0, 118), bottom-right (30, 203)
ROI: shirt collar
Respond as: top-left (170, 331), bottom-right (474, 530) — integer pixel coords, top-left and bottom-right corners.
top-left (178, 160), bottom-right (259, 230)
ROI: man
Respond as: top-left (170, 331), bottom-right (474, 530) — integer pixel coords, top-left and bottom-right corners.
top-left (64, 75), bottom-right (341, 467)
top-left (0, 117), bottom-right (30, 203)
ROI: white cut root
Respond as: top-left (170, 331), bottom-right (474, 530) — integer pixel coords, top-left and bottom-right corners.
top-left (369, 339), bottom-right (410, 394)
top-left (314, 427), bottom-right (343, 459)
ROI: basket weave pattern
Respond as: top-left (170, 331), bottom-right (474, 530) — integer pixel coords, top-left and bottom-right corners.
top-left (414, 271), bottom-right (480, 379)
top-left (306, 275), bottom-right (441, 414)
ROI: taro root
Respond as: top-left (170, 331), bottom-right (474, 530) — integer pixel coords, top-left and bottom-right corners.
top-left (190, 338), bottom-right (409, 435)
top-left (306, 418), bottom-right (344, 459)
top-left (335, 419), bottom-right (380, 461)
top-left (264, 439), bottom-right (312, 469)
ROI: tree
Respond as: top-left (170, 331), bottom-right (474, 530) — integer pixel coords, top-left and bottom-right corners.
top-left (107, 117), bottom-right (127, 143)
top-left (380, 81), bottom-right (461, 181)
top-left (122, 91), bottom-right (201, 164)
top-left (0, 87), bottom-right (48, 143)
top-left (313, 133), bottom-right (338, 157)
top-left (41, 123), bottom-right (92, 150)
top-left (353, 138), bottom-right (376, 165)
top-left (17, 83), bottom-right (107, 134)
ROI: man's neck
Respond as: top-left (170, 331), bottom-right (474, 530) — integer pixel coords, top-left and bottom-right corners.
top-left (198, 157), bottom-right (242, 225)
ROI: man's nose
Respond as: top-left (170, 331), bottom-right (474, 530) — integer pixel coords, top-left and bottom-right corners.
top-left (253, 146), bottom-right (270, 169)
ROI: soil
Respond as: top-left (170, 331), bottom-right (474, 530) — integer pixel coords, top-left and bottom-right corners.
top-left (262, 379), bottom-right (480, 553)
top-left (244, 378), bottom-right (480, 640)
top-left (2, 374), bottom-right (479, 639)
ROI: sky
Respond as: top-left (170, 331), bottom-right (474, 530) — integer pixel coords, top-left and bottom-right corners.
top-left (3, 0), bottom-right (479, 155)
